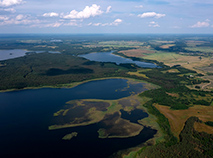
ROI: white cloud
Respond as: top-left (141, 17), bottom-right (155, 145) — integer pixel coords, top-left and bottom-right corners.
top-left (106, 6), bottom-right (111, 13)
top-left (129, 13), bottom-right (135, 16)
top-left (0, 0), bottom-right (24, 7)
top-left (0, 7), bottom-right (16, 12)
top-left (45, 22), bottom-right (62, 28)
top-left (138, 12), bottom-right (165, 18)
top-left (87, 22), bottom-right (92, 26)
top-left (93, 23), bottom-right (102, 26)
top-left (91, 19), bottom-right (123, 27)
top-left (43, 12), bottom-right (59, 17)
top-left (64, 21), bottom-right (78, 26)
top-left (104, 19), bottom-right (123, 26)
top-left (63, 4), bottom-right (103, 19)
top-left (0, 18), bottom-right (40, 25)
top-left (149, 21), bottom-right (160, 27)
top-left (0, 15), bottom-right (9, 20)
top-left (0, 14), bottom-right (41, 26)
top-left (190, 21), bottom-right (210, 28)
top-left (135, 5), bottom-right (143, 8)
top-left (114, 19), bottom-right (122, 23)
top-left (16, 14), bottom-right (24, 20)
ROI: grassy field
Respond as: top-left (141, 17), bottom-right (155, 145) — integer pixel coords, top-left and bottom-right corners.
top-left (155, 104), bottom-right (213, 138)
top-left (98, 41), bottom-right (144, 47)
top-left (1, 36), bottom-right (212, 158)
top-left (159, 44), bottom-right (175, 49)
top-left (185, 47), bottom-right (213, 53)
top-left (194, 121), bottom-right (213, 134)
top-left (127, 70), bottom-right (150, 79)
top-left (186, 40), bottom-right (208, 47)
top-left (118, 49), bottom-right (155, 57)
top-left (141, 51), bottom-right (213, 90)
top-left (142, 52), bottom-right (182, 63)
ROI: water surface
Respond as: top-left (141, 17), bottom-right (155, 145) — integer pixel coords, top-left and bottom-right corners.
top-left (0, 49), bottom-right (27, 61)
top-left (79, 52), bottom-right (159, 68)
top-left (0, 79), bottom-right (156, 158)
top-left (0, 49), bottom-right (60, 61)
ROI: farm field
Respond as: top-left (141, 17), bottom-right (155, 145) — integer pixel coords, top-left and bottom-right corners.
top-left (0, 34), bottom-right (212, 158)
top-left (155, 104), bottom-right (213, 138)
top-left (117, 48), bottom-right (213, 90)
top-left (185, 47), bottom-right (213, 53)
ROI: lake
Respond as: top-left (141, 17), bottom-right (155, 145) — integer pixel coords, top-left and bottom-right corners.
top-left (0, 79), bottom-right (156, 158)
top-left (79, 51), bottom-right (159, 68)
top-left (0, 49), bottom-right (60, 61)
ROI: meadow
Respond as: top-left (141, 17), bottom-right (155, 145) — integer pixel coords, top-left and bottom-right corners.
top-left (0, 34), bottom-right (212, 158)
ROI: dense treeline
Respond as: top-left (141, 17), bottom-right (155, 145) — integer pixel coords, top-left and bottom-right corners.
top-left (133, 63), bottom-right (213, 157)
top-left (142, 100), bottom-right (178, 146)
top-left (113, 51), bottom-right (165, 68)
top-left (0, 53), bottom-right (128, 90)
top-left (140, 86), bottom-right (212, 110)
top-left (138, 117), bottom-right (213, 158)
top-left (205, 121), bottom-right (213, 127)
top-left (141, 65), bottom-right (208, 89)
top-left (1, 35), bottom-right (213, 158)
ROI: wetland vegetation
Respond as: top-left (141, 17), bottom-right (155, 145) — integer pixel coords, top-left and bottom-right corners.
top-left (62, 132), bottom-right (78, 140)
top-left (0, 34), bottom-right (212, 158)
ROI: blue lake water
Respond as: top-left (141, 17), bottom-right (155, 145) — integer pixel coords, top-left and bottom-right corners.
top-left (0, 49), bottom-right (60, 61)
top-left (120, 109), bottom-right (148, 124)
top-left (79, 52), bottom-right (159, 68)
top-left (0, 79), bottom-right (156, 158)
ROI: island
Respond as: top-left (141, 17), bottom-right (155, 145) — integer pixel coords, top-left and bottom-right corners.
top-left (0, 34), bottom-right (212, 158)
top-left (62, 132), bottom-right (78, 140)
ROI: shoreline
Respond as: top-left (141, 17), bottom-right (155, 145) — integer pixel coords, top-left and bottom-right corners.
top-left (0, 77), bottom-right (159, 93)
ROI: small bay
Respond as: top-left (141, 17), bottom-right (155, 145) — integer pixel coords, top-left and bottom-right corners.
top-left (0, 78), bottom-right (156, 158)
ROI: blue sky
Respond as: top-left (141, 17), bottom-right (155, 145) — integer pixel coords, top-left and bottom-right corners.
top-left (0, 0), bottom-right (212, 34)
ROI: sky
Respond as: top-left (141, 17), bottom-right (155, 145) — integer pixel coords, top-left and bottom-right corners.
top-left (0, 0), bottom-right (213, 34)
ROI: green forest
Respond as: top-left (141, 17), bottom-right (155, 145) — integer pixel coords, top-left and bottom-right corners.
top-left (0, 34), bottom-right (212, 158)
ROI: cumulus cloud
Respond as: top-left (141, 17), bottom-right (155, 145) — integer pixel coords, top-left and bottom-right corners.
top-left (63, 4), bottom-right (103, 19)
top-left (104, 19), bottom-right (123, 26)
top-left (106, 6), bottom-right (111, 13)
top-left (0, 0), bottom-right (24, 7)
top-left (43, 12), bottom-right (59, 17)
top-left (114, 19), bottom-right (122, 23)
top-left (190, 20), bottom-right (210, 28)
top-left (0, 14), bottom-right (41, 26)
top-left (138, 12), bottom-right (165, 18)
top-left (149, 21), bottom-right (160, 27)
